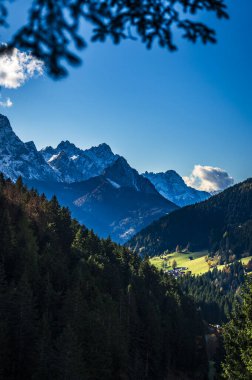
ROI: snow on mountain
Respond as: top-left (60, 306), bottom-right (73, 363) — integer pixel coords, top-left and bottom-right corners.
top-left (0, 113), bottom-right (211, 242)
top-left (0, 113), bottom-right (140, 188)
top-left (106, 178), bottom-right (121, 189)
top-left (47, 151), bottom-right (84, 183)
top-left (41, 141), bottom-right (119, 182)
top-left (0, 114), bottom-right (210, 208)
top-left (0, 114), bottom-right (58, 182)
top-left (104, 157), bottom-right (158, 194)
top-left (143, 170), bottom-right (210, 207)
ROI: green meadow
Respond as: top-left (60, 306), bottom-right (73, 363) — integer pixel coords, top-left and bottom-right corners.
top-left (150, 252), bottom-right (252, 276)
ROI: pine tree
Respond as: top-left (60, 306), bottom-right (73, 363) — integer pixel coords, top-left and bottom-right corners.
top-left (0, 174), bottom-right (209, 379)
top-left (222, 279), bottom-right (252, 379)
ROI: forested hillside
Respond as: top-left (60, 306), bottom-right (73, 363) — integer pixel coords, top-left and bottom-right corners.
top-left (0, 174), bottom-right (208, 380)
top-left (222, 279), bottom-right (252, 379)
top-left (179, 261), bottom-right (246, 324)
top-left (128, 179), bottom-right (252, 259)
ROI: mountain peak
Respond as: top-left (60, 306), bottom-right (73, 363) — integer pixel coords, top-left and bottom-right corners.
top-left (145, 170), bottom-right (180, 179)
top-left (0, 114), bottom-right (13, 134)
top-left (104, 156), bottom-right (134, 179)
top-left (87, 143), bottom-right (114, 158)
top-left (39, 139), bottom-right (118, 183)
top-left (0, 114), bottom-right (58, 182)
top-left (97, 142), bottom-right (111, 150)
top-left (165, 169), bottom-right (180, 176)
top-left (57, 140), bottom-right (78, 151)
top-left (0, 114), bottom-right (23, 146)
top-left (104, 157), bottom-right (159, 195)
top-left (0, 114), bottom-right (10, 124)
top-left (143, 170), bottom-right (210, 207)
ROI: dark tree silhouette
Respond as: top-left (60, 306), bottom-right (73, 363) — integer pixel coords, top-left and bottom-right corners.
top-left (0, 0), bottom-right (228, 77)
top-left (0, 173), bottom-right (209, 379)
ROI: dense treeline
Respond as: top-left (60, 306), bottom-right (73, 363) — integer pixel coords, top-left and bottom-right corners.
top-left (222, 279), bottom-right (252, 379)
top-left (179, 262), bottom-right (246, 324)
top-left (0, 174), bottom-right (208, 380)
top-left (128, 179), bottom-right (252, 260)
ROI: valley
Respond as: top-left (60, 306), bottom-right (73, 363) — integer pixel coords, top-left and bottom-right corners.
top-left (0, 1), bottom-right (250, 377)
top-left (0, 113), bottom-right (251, 379)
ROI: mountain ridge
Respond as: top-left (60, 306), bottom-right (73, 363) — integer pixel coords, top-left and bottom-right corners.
top-left (25, 174), bottom-right (179, 242)
top-left (41, 140), bottom-right (119, 182)
top-left (0, 113), bottom-right (211, 208)
top-left (0, 114), bottom-right (58, 182)
top-left (143, 170), bottom-right (210, 206)
top-left (0, 113), bottom-right (219, 243)
top-left (127, 178), bottom-right (252, 257)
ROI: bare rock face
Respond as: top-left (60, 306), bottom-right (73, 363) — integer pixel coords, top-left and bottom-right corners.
top-left (0, 114), bottom-right (58, 181)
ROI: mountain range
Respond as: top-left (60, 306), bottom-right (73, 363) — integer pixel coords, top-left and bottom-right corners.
top-left (0, 114), bottom-right (211, 242)
top-left (127, 179), bottom-right (252, 258)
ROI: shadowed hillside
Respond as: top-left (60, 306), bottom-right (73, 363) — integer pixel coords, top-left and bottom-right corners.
top-left (0, 174), bottom-right (208, 380)
top-left (127, 179), bottom-right (252, 260)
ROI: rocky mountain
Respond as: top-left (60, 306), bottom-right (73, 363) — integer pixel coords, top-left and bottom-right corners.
top-left (0, 114), bottom-right (58, 182)
top-left (127, 179), bottom-right (252, 257)
top-left (41, 141), bottom-right (119, 182)
top-left (0, 114), bottom-right (179, 242)
top-left (0, 113), bottom-right (211, 203)
top-left (104, 157), bottom-right (157, 194)
top-left (143, 170), bottom-right (210, 207)
top-left (26, 175), bottom-right (178, 242)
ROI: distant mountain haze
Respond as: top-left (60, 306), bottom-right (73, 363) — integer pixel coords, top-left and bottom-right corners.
top-left (0, 114), bottom-right (181, 241)
top-left (143, 170), bottom-right (210, 207)
top-left (26, 177), bottom-right (178, 242)
top-left (0, 113), bottom-right (222, 242)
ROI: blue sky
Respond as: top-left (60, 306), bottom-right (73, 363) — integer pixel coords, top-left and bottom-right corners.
top-left (0, 0), bottom-right (251, 183)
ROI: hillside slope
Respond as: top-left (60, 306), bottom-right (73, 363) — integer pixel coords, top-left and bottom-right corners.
top-left (0, 174), bottom-right (208, 379)
top-left (26, 174), bottom-right (178, 243)
top-left (127, 179), bottom-right (252, 258)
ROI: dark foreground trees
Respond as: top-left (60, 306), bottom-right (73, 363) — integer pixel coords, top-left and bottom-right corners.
top-left (0, 0), bottom-right (228, 77)
top-left (0, 175), bottom-right (208, 379)
top-left (222, 279), bottom-right (252, 379)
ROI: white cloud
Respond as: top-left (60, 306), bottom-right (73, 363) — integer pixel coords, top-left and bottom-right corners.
top-left (0, 47), bottom-right (44, 89)
top-left (183, 165), bottom-right (234, 193)
top-left (0, 96), bottom-right (13, 107)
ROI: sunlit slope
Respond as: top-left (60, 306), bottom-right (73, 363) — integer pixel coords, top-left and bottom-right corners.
top-left (150, 252), bottom-right (252, 275)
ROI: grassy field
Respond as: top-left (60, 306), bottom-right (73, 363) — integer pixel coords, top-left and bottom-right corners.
top-left (240, 256), bottom-right (252, 265)
top-left (150, 251), bottom-right (209, 275)
top-left (150, 252), bottom-right (252, 276)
